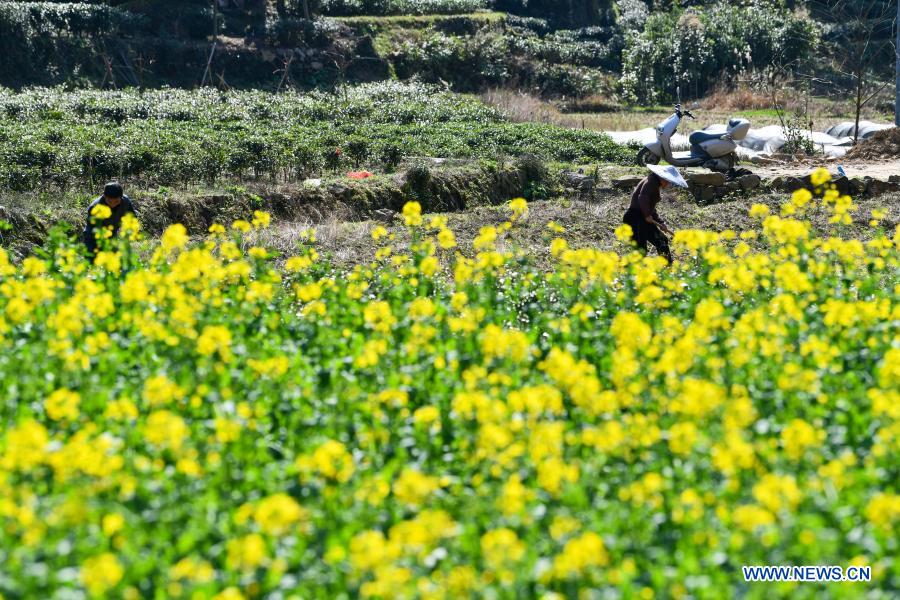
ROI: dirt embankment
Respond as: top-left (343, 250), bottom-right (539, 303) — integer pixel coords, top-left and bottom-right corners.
top-left (256, 191), bottom-right (900, 269)
top-left (751, 160), bottom-right (900, 181)
top-left (844, 128), bottom-right (900, 161)
top-left (744, 127), bottom-right (900, 181)
top-left (3, 158), bottom-right (896, 261)
top-left (0, 164), bottom-right (528, 258)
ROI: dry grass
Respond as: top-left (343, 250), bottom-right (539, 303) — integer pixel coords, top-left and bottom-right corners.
top-left (699, 85), bottom-right (775, 112)
top-left (247, 214), bottom-right (379, 266)
top-left (559, 94), bottom-right (620, 114)
top-left (482, 84), bottom-right (893, 134)
top-left (254, 191), bottom-right (898, 269)
top-left (480, 88), bottom-right (610, 131)
top-left (480, 86), bottom-right (785, 131)
top-left (480, 88), bottom-right (564, 124)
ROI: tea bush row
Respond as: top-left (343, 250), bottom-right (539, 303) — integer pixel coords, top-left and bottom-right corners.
top-left (0, 83), bottom-right (627, 188)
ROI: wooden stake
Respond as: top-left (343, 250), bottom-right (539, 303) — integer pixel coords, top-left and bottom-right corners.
top-left (201, 42), bottom-right (217, 87)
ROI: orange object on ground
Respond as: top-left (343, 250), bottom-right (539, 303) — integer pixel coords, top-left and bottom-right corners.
top-left (347, 171), bottom-right (373, 179)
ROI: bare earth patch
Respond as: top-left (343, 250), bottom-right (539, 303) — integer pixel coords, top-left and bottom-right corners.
top-left (748, 158), bottom-right (900, 180)
top-left (255, 192), bottom-right (899, 269)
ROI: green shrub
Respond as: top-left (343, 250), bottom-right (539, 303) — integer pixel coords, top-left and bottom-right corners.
top-left (318, 0), bottom-right (490, 16)
top-left (0, 2), bottom-right (148, 37)
top-left (0, 2), bottom-right (150, 86)
top-left (621, 3), bottom-right (819, 103)
top-left (344, 137), bottom-right (371, 167)
top-left (0, 83), bottom-right (627, 189)
top-left (264, 13), bottom-right (347, 48)
top-left (379, 143), bottom-right (403, 171)
top-left (494, 0), bottom-right (612, 28)
top-left (388, 27), bottom-right (606, 97)
top-left (503, 14), bottom-right (550, 34)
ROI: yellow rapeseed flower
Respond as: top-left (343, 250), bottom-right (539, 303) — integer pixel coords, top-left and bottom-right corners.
top-left (297, 440), bottom-right (355, 483)
top-left (197, 325), bottom-right (233, 361)
top-left (102, 513), bottom-right (125, 536)
top-left (81, 553), bottom-right (124, 595)
top-left (251, 493), bottom-right (308, 536)
top-left (393, 468), bottom-right (441, 506)
top-left (781, 419), bottom-right (824, 460)
top-left (509, 198), bottom-right (528, 221)
top-left (44, 389), bottom-right (80, 421)
top-left (865, 493), bottom-right (900, 531)
top-left (212, 587), bottom-right (245, 600)
top-left (615, 223), bottom-right (634, 242)
top-left (749, 203), bottom-right (770, 218)
top-left (161, 224), bottom-right (189, 252)
top-left (481, 528), bottom-right (525, 569)
top-left (90, 204), bottom-right (112, 220)
top-left (226, 533), bottom-right (267, 571)
top-left (809, 167), bottom-right (831, 187)
top-left (402, 201), bottom-right (423, 227)
top-left (252, 210), bottom-right (271, 228)
top-left (548, 532), bottom-right (608, 580)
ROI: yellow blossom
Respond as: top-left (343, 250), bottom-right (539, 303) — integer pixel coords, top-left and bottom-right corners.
top-left (197, 325), bottom-right (233, 361)
top-left (393, 468), bottom-right (441, 506)
top-left (45, 389), bottom-right (80, 421)
top-left (481, 528), bottom-right (525, 569)
top-left (161, 224), bottom-right (189, 252)
top-left (402, 201), bottom-right (423, 227)
top-left (226, 533), bottom-right (267, 571)
top-left (809, 167), bottom-right (831, 187)
top-left (81, 553), bottom-right (124, 595)
top-left (251, 210), bottom-right (271, 228)
top-left (297, 440), bottom-right (355, 483)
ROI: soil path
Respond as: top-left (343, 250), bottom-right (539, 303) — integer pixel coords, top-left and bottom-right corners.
top-left (748, 158), bottom-right (900, 180)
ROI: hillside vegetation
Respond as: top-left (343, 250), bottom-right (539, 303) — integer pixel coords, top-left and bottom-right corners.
top-left (0, 0), bottom-right (878, 106)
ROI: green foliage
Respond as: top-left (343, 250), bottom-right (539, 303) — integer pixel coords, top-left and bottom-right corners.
top-left (404, 161), bottom-right (432, 201)
top-left (388, 27), bottom-right (606, 97)
top-left (319, 0), bottom-right (489, 16)
top-left (0, 2), bottom-right (147, 37)
top-left (0, 83), bottom-right (628, 189)
top-left (781, 113), bottom-right (816, 155)
top-left (0, 1), bottom-right (233, 87)
top-left (507, 24), bottom-right (622, 71)
top-left (379, 143), bottom-right (403, 171)
top-left (503, 13), bottom-right (550, 34)
top-left (515, 153), bottom-right (549, 200)
top-left (344, 137), bottom-right (371, 167)
top-left (0, 179), bottom-right (896, 598)
top-left (494, 0), bottom-right (613, 28)
top-left (0, 2), bottom-right (150, 85)
top-left (265, 15), bottom-right (340, 47)
top-left (621, 2), bottom-right (819, 104)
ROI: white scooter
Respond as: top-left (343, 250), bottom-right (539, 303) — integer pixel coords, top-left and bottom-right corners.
top-left (636, 104), bottom-right (750, 173)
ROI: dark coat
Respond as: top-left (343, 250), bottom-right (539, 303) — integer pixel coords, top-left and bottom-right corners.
top-left (83, 195), bottom-right (137, 254)
top-left (627, 174), bottom-right (665, 225)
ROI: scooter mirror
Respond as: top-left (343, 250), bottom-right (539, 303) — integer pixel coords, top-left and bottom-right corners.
top-left (676, 86), bottom-right (681, 103)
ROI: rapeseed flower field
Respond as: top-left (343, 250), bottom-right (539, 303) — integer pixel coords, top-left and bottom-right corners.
top-left (0, 170), bottom-right (897, 598)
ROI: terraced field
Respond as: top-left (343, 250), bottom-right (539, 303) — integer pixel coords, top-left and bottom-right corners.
top-left (0, 83), bottom-right (626, 190)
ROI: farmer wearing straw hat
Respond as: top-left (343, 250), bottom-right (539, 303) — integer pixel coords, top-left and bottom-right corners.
top-left (623, 165), bottom-right (687, 264)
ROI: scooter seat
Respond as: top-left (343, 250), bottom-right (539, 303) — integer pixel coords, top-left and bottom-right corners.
top-left (689, 130), bottom-right (724, 145)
